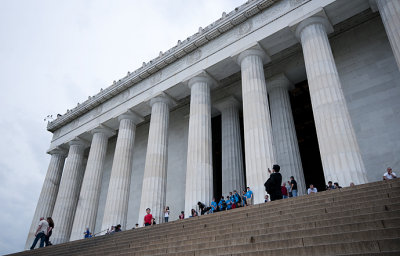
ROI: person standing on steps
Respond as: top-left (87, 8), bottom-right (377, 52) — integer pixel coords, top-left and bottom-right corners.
top-left (281, 183), bottom-right (289, 199)
top-left (290, 176), bottom-right (298, 197)
top-left (245, 187), bottom-right (254, 206)
top-left (30, 217), bottom-right (49, 249)
top-left (143, 208), bottom-right (154, 226)
top-left (45, 217), bottom-right (54, 246)
top-left (210, 198), bottom-right (218, 213)
top-left (286, 181), bottom-right (292, 197)
top-left (164, 206), bottom-right (170, 223)
top-left (179, 211), bottom-right (185, 219)
top-left (264, 164), bottom-right (283, 201)
top-left (241, 190), bottom-right (247, 207)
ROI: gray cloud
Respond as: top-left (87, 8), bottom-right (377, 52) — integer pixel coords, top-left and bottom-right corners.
top-left (0, 0), bottom-right (244, 254)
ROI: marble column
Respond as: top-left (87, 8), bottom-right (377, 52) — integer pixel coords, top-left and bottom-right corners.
top-left (214, 96), bottom-right (245, 196)
top-left (138, 94), bottom-right (174, 225)
top-left (51, 139), bottom-right (88, 244)
top-left (101, 111), bottom-right (143, 231)
top-left (267, 74), bottom-right (306, 195)
top-left (372, 0), bottom-right (400, 71)
top-left (295, 15), bottom-right (368, 185)
top-left (184, 74), bottom-right (214, 216)
top-left (237, 48), bottom-right (275, 204)
top-left (70, 126), bottom-right (115, 241)
top-left (25, 148), bottom-right (67, 249)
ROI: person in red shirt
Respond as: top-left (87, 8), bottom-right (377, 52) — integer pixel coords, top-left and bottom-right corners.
top-left (143, 208), bottom-right (154, 227)
top-left (281, 182), bottom-right (289, 199)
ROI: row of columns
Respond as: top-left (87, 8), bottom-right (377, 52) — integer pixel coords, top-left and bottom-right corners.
top-left (28, 3), bottom-right (400, 246)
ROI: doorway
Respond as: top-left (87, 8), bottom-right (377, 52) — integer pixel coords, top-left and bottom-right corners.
top-left (289, 80), bottom-right (326, 192)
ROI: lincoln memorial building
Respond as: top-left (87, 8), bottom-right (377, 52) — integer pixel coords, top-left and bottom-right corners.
top-left (26, 0), bottom-right (400, 247)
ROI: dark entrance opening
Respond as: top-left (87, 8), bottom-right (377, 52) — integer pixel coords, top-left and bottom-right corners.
top-left (290, 80), bottom-right (326, 192)
top-left (212, 115), bottom-right (222, 200)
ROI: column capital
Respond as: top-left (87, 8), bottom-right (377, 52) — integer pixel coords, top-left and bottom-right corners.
top-left (187, 71), bottom-right (217, 90)
top-left (214, 96), bottom-right (241, 112)
top-left (266, 73), bottom-right (294, 91)
top-left (149, 92), bottom-right (177, 109)
top-left (69, 137), bottom-right (90, 148)
top-left (91, 124), bottom-right (115, 138)
top-left (118, 110), bottom-right (144, 124)
top-left (289, 8), bottom-right (333, 40)
top-left (235, 44), bottom-right (271, 66)
top-left (48, 147), bottom-right (68, 157)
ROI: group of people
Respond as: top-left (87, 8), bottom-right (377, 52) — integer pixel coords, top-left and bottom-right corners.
top-left (30, 217), bottom-right (54, 249)
top-left (195, 187), bottom-right (255, 215)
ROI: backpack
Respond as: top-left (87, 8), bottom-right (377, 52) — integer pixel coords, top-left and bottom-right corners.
top-left (222, 200), bottom-right (227, 209)
top-left (235, 193), bottom-right (241, 203)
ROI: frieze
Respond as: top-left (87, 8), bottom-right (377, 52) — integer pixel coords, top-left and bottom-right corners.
top-left (237, 20), bottom-right (253, 36)
top-left (186, 49), bottom-right (202, 65)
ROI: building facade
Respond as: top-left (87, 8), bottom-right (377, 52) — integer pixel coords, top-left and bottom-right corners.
top-left (26, 0), bottom-right (400, 248)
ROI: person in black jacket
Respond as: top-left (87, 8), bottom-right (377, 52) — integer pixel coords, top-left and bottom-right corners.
top-left (264, 164), bottom-right (283, 201)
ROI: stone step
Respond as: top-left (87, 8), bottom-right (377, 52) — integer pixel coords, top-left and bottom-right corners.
top-left (99, 191), bottom-right (400, 243)
top-left (108, 198), bottom-right (400, 245)
top-left (34, 206), bottom-right (400, 256)
top-left (20, 195), bottom-right (400, 256)
top-left (12, 180), bottom-right (400, 256)
top-left (112, 201), bottom-right (400, 252)
top-left (162, 238), bottom-right (400, 256)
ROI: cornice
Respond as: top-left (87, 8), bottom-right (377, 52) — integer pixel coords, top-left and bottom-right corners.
top-left (47, 0), bottom-right (279, 132)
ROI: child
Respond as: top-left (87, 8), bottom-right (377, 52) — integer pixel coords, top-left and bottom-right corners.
top-left (143, 208), bottom-right (153, 226)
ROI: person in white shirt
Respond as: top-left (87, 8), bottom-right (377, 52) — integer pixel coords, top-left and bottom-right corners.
top-left (30, 217), bottom-right (49, 249)
top-left (164, 206), bottom-right (170, 223)
top-left (307, 184), bottom-right (318, 194)
top-left (383, 167), bottom-right (397, 180)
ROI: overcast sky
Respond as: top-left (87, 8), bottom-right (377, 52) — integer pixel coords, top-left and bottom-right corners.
top-left (0, 0), bottom-right (244, 254)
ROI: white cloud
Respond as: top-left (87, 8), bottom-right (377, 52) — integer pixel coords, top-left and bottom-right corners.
top-left (0, 0), bottom-right (244, 254)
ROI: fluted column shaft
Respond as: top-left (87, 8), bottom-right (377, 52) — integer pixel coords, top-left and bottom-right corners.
top-left (138, 97), bottom-right (171, 225)
top-left (70, 128), bottom-right (113, 241)
top-left (268, 74), bottom-right (306, 195)
top-left (215, 98), bottom-right (245, 196)
top-left (185, 75), bottom-right (213, 216)
top-left (25, 150), bottom-right (66, 249)
top-left (51, 140), bottom-right (87, 244)
top-left (376, 0), bottom-right (400, 70)
top-left (297, 16), bottom-right (368, 185)
top-left (101, 112), bottom-right (142, 231)
top-left (238, 49), bottom-right (275, 204)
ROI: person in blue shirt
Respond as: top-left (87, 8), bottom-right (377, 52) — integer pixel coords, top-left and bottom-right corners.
top-left (226, 196), bottom-right (232, 210)
top-left (245, 187), bottom-right (254, 206)
top-left (218, 196), bottom-right (226, 211)
top-left (84, 228), bottom-right (92, 238)
top-left (210, 198), bottom-right (217, 213)
top-left (233, 190), bottom-right (241, 208)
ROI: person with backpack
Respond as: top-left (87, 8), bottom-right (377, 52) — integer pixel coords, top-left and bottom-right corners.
top-left (218, 196), bottom-right (227, 211)
top-left (233, 190), bottom-right (241, 208)
top-left (264, 165), bottom-right (283, 201)
top-left (226, 195), bottom-right (232, 210)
